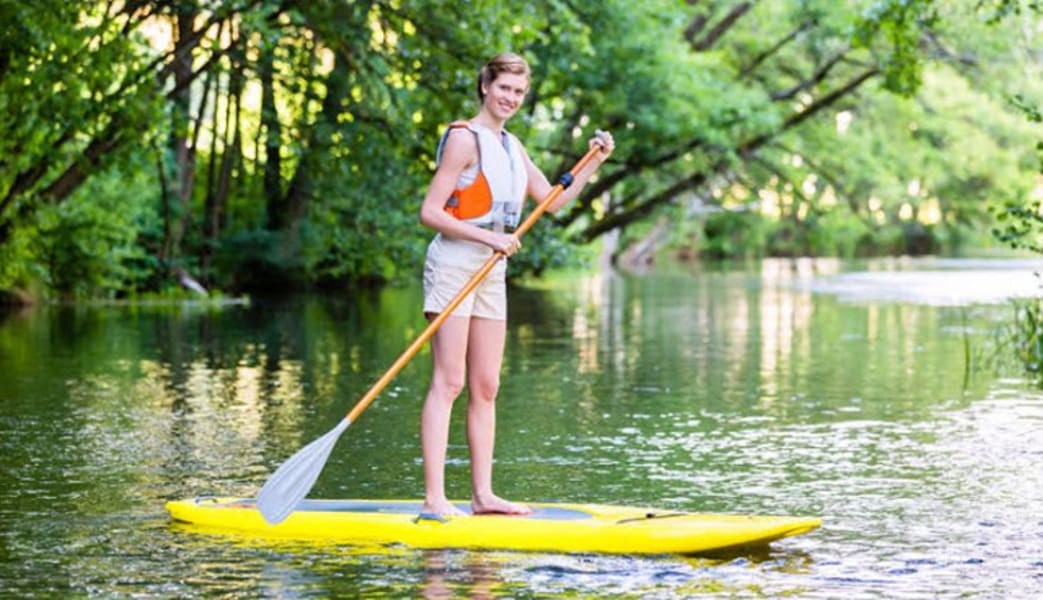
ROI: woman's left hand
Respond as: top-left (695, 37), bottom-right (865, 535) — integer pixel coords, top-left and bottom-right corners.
top-left (589, 130), bottom-right (615, 160)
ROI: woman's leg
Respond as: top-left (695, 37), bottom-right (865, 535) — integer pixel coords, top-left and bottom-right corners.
top-left (466, 316), bottom-right (531, 514)
top-left (420, 315), bottom-right (471, 516)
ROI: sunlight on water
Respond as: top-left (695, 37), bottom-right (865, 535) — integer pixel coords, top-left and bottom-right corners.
top-left (1, 260), bottom-right (1042, 598)
top-left (806, 258), bottom-right (1043, 306)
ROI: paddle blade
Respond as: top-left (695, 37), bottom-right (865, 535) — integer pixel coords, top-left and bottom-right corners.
top-left (257, 418), bottom-right (351, 525)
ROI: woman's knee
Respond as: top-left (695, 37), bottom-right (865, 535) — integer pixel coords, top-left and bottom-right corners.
top-left (467, 375), bottom-right (500, 402)
top-left (430, 374), bottom-right (466, 400)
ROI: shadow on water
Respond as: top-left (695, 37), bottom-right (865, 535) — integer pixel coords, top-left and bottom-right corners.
top-left (163, 520), bottom-right (819, 599)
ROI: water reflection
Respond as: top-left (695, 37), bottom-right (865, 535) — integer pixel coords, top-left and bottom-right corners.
top-left (527, 259), bottom-right (990, 432)
top-left (163, 528), bottom-right (822, 599)
top-left (2, 259), bottom-right (1042, 597)
top-left (420, 550), bottom-right (505, 599)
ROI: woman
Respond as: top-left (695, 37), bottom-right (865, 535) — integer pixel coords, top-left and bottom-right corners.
top-left (418, 52), bottom-right (614, 517)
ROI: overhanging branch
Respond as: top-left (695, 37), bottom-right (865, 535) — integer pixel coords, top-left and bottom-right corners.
top-left (688, 2), bottom-right (753, 51)
top-left (739, 19), bottom-right (817, 79)
top-left (572, 68), bottom-right (881, 242)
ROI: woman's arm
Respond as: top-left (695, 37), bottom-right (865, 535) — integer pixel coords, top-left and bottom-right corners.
top-left (419, 130), bottom-right (521, 256)
top-left (523, 131), bottom-right (615, 214)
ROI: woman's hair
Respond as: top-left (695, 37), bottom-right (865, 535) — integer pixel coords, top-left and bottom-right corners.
top-left (477, 52), bottom-right (530, 102)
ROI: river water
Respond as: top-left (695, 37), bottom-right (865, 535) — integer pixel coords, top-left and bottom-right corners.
top-left (1, 258), bottom-right (1041, 598)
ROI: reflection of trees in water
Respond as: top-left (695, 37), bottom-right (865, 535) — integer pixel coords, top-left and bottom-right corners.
top-left (421, 549), bottom-right (502, 600)
top-left (0, 267), bottom-right (1004, 505)
top-left (563, 262), bottom-right (988, 421)
top-left (141, 294), bottom-right (434, 498)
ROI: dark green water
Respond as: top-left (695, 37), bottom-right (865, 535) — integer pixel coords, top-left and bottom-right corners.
top-left (1, 258), bottom-right (1041, 598)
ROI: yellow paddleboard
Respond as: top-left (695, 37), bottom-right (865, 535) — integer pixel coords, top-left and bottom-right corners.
top-left (166, 497), bottom-right (820, 556)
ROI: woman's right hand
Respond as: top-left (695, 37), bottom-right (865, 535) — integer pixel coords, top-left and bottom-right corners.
top-left (485, 231), bottom-right (522, 256)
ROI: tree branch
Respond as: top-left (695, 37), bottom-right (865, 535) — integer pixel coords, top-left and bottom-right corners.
top-left (739, 18), bottom-right (817, 79)
top-left (571, 68), bottom-right (881, 242)
top-left (745, 67), bottom-right (879, 154)
top-left (770, 49), bottom-right (850, 101)
top-left (684, 14), bottom-right (709, 45)
top-left (556, 136), bottom-right (710, 228)
top-left (689, 2), bottom-right (753, 51)
top-left (574, 160), bottom-right (728, 242)
top-left (0, 2), bottom-right (258, 214)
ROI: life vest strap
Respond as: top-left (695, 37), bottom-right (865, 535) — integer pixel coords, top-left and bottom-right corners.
top-left (477, 222), bottom-right (516, 233)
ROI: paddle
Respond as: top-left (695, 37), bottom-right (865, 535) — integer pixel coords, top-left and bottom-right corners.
top-left (257, 142), bottom-right (605, 525)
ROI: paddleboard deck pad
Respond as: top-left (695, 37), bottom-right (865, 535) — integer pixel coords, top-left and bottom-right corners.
top-left (165, 497), bottom-right (820, 555)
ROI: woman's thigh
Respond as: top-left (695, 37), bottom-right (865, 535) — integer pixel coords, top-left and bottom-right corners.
top-left (465, 317), bottom-right (506, 397)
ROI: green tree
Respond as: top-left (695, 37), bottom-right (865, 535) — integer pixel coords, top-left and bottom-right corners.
top-left (2, 0), bottom-right (1041, 301)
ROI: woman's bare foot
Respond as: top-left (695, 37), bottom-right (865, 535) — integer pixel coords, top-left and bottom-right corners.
top-left (420, 499), bottom-right (467, 518)
top-left (471, 494), bottom-right (532, 515)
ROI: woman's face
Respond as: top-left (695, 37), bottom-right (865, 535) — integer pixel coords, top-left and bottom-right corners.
top-left (482, 73), bottom-right (528, 121)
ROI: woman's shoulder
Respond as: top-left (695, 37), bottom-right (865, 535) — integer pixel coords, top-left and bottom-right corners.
top-left (442, 122), bottom-right (478, 146)
top-left (436, 122), bottom-right (479, 167)
top-left (442, 132), bottom-right (478, 162)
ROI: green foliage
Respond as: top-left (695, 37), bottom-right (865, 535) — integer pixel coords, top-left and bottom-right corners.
top-left (971, 0), bottom-right (1043, 384)
top-left (1, 0), bottom-right (1042, 301)
top-left (992, 94), bottom-right (1043, 253)
top-left (992, 198), bottom-right (1043, 253)
top-left (700, 210), bottom-right (769, 259)
top-left (807, 209), bottom-right (872, 258)
top-left (999, 295), bottom-right (1043, 382)
top-left (0, 158), bottom-right (158, 299)
top-left (853, 0), bottom-right (937, 96)
top-left (508, 218), bottom-right (582, 278)
top-left (0, 225), bottom-right (35, 291)
top-left (32, 167), bottom-right (154, 299)
top-left (976, 0), bottom-right (1043, 23)
top-left (0, 0), bottom-right (162, 204)
top-left (749, 53), bottom-right (1036, 259)
top-left (0, 0), bottom-right (164, 298)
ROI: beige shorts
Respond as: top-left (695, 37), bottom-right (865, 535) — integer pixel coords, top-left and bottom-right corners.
top-left (423, 258), bottom-right (507, 320)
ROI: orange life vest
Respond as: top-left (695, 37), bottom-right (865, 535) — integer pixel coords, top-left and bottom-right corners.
top-left (437, 121), bottom-right (527, 231)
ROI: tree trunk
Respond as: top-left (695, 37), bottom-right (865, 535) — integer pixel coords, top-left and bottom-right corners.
top-left (0, 3), bottom-right (254, 253)
top-left (202, 46), bottom-right (243, 278)
top-left (160, 9), bottom-right (199, 267)
top-left (272, 35), bottom-right (356, 251)
top-left (259, 37), bottom-right (285, 230)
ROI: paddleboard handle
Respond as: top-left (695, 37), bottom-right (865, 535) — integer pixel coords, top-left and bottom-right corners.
top-left (413, 512), bottom-right (451, 524)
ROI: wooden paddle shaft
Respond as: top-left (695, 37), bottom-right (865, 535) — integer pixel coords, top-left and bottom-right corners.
top-left (345, 145), bottom-right (603, 423)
